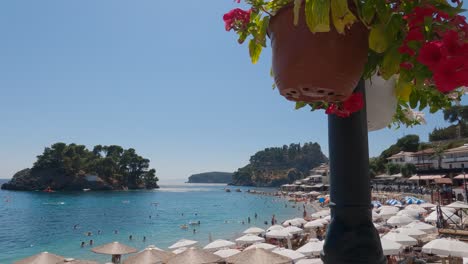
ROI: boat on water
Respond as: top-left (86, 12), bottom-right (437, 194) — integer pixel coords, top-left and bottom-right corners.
top-left (225, 189), bottom-right (231, 192)
top-left (189, 221), bottom-right (200, 226)
top-left (83, 188), bottom-right (91, 192)
top-left (43, 187), bottom-right (55, 193)
top-left (235, 189), bottom-right (242, 192)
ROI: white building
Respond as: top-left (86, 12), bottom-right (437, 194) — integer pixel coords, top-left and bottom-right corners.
top-left (442, 144), bottom-right (468, 169)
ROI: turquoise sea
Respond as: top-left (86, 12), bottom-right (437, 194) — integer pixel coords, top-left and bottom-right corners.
top-left (0, 181), bottom-right (311, 263)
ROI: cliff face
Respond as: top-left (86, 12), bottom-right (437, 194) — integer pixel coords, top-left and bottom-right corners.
top-left (231, 142), bottom-right (328, 187)
top-left (187, 172), bottom-right (233, 183)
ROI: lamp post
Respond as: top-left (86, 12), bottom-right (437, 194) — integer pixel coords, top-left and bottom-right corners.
top-left (321, 81), bottom-right (385, 264)
top-left (462, 164), bottom-right (467, 203)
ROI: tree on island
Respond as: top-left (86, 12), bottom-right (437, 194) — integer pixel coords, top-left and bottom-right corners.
top-left (2, 142), bottom-right (159, 191)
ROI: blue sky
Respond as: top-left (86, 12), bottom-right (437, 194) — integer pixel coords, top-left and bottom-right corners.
top-left (0, 1), bottom-right (466, 182)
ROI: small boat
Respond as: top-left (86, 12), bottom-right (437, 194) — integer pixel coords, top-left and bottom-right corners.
top-left (225, 189), bottom-right (231, 192)
top-left (83, 188), bottom-right (91, 192)
top-left (235, 189), bottom-right (242, 192)
top-left (189, 221), bottom-right (200, 226)
top-left (43, 187), bottom-right (55, 193)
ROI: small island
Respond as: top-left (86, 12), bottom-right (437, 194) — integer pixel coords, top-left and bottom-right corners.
top-left (187, 172), bottom-right (233, 184)
top-left (1, 143), bottom-right (159, 191)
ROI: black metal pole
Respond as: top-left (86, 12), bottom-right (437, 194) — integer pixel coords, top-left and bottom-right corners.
top-left (321, 80), bottom-right (386, 264)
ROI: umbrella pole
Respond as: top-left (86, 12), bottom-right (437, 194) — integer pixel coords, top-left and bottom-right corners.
top-left (320, 81), bottom-right (386, 264)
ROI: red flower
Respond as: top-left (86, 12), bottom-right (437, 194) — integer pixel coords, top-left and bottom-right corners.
top-left (417, 41), bottom-right (444, 70)
top-left (441, 30), bottom-right (464, 56)
top-left (343, 92), bottom-right (364, 113)
top-left (223, 8), bottom-right (251, 31)
top-left (400, 62), bottom-right (414, 70)
top-left (406, 28), bottom-right (424, 42)
top-left (433, 57), bottom-right (468, 92)
top-left (399, 44), bottom-right (416, 56)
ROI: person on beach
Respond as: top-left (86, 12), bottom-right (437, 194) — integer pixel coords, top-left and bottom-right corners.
top-left (271, 215), bottom-right (276, 226)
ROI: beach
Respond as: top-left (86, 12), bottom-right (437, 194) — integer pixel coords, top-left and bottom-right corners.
top-left (0, 183), bottom-right (314, 263)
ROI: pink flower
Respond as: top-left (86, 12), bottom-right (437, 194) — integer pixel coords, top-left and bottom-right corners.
top-left (223, 8), bottom-right (251, 31)
top-left (399, 44), bottom-right (416, 56)
top-left (400, 62), bottom-right (414, 70)
top-left (406, 28), bottom-right (424, 42)
top-left (417, 41), bottom-right (444, 71)
top-left (342, 92), bottom-right (364, 113)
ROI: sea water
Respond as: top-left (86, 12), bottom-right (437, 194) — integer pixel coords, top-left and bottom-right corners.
top-left (0, 183), bottom-right (311, 263)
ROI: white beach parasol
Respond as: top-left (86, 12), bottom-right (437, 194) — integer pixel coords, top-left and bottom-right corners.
top-left (282, 218), bottom-right (307, 227)
top-left (387, 215), bottom-right (414, 226)
top-left (213, 249), bottom-right (241, 258)
top-left (419, 203), bottom-right (436, 209)
top-left (172, 247), bottom-right (187, 254)
top-left (395, 227), bottom-right (427, 239)
top-left (123, 248), bottom-right (174, 264)
top-left (380, 239), bottom-right (403, 256)
top-left (203, 239), bottom-right (236, 251)
top-left (379, 206), bottom-right (400, 219)
top-left (382, 231), bottom-right (418, 246)
top-left (405, 204), bottom-right (427, 213)
top-left (296, 240), bottom-right (324, 256)
top-left (404, 221), bottom-right (437, 233)
top-left (425, 211), bottom-right (460, 224)
top-left (311, 210), bottom-right (330, 218)
top-left (168, 239), bottom-right (198, 249)
top-left (447, 201), bottom-right (468, 209)
top-left (245, 243), bottom-right (277, 251)
top-left (422, 238), bottom-right (468, 257)
top-left (397, 210), bottom-right (420, 218)
top-left (296, 259), bottom-right (323, 264)
top-left (272, 248), bottom-right (306, 261)
top-left (283, 226), bottom-right (303, 235)
top-left (267, 225), bottom-right (285, 232)
top-left (235, 234), bottom-right (265, 244)
top-left (304, 220), bottom-right (325, 229)
top-left (243, 227), bottom-right (265, 235)
top-left (266, 229), bottom-right (292, 239)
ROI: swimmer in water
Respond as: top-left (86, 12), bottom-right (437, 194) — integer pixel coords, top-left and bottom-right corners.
top-left (97, 230), bottom-right (101, 235)
top-left (114, 230), bottom-right (118, 234)
top-left (129, 235), bottom-right (133, 240)
top-left (81, 241), bottom-right (85, 248)
top-left (73, 224), bottom-right (79, 230)
top-left (89, 240), bottom-right (93, 246)
top-left (143, 236), bottom-right (146, 242)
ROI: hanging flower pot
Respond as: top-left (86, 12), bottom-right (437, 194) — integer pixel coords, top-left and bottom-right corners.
top-left (268, 5), bottom-right (369, 103)
top-left (366, 75), bottom-right (397, 131)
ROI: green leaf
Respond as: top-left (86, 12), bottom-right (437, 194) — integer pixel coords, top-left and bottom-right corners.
top-left (295, 102), bottom-right (307, 109)
top-left (369, 24), bottom-right (390, 53)
top-left (257, 16), bottom-right (270, 47)
top-left (361, 0), bottom-right (376, 25)
top-left (419, 95), bottom-right (427, 111)
top-left (305, 0), bottom-right (331, 33)
top-left (375, 0), bottom-right (390, 23)
top-left (409, 89), bottom-right (418, 109)
top-left (380, 46), bottom-right (401, 79)
top-left (293, 0), bottom-right (304, 26)
top-left (331, 0), bottom-right (357, 34)
top-left (249, 39), bottom-right (262, 64)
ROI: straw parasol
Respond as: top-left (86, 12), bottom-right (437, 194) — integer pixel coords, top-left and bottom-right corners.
top-left (245, 243), bottom-right (277, 251)
top-left (304, 220), bottom-right (325, 229)
top-left (296, 240), bottom-right (324, 256)
top-left (422, 238), bottom-right (468, 257)
top-left (243, 227), bottom-right (265, 235)
top-left (91, 242), bottom-right (138, 255)
top-left (380, 239), bottom-right (403, 256)
top-left (168, 239), bottom-right (198, 249)
top-left (203, 239), bottom-right (236, 251)
top-left (266, 229), bottom-right (292, 239)
top-left (225, 248), bottom-right (291, 264)
top-left (172, 247), bottom-right (187, 255)
top-left (425, 211), bottom-right (460, 224)
top-left (272, 248), bottom-right (305, 261)
top-left (15, 252), bottom-right (65, 264)
top-left (213, 249), bottom-right (241, 258)
top-left (59, 259), bottom-right (99, 264)
top-left (123, 248), bottom-right (174, 264)
top-left (166, 247), bottom-right (222, 264)
top-left (235, 234), bottom-right (265, 244)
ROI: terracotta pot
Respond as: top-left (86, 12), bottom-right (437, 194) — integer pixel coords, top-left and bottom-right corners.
top-left (268, 5), bottom-right (369, 103)
top-left (365, 74), bottom-right (397, 131)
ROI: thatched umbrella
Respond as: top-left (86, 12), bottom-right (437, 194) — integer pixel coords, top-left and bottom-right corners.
top-left (14, 251), bottom-right (65, 264)
top-left (225, 248), bottom-right (291, 264)
top-left (59, 258), bottom-right (99, 264)
top-left (91, 241), bottom-right (137, 264)
top-left (123, 248), bottom-right (174, 264)
top-left (166, 247), bottom-right (223, 264)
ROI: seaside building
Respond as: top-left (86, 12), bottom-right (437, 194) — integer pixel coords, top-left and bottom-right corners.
top-left (441, 144), bottom-right (468, 169)
top-left (280, 164), bottom-right (330, 192)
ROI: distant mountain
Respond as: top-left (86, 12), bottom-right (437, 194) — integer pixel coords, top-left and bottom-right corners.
top-left (187, 172), bottom-right (233, 184)
top-left (231, 142), bottom-right (328, 187)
